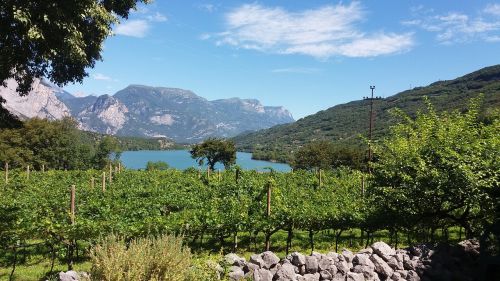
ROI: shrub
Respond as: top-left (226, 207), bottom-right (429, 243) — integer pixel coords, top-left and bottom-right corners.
top-left (145, 161), bottom-right (170, 171)
top-left (90, 234), bottom-right (191, 281)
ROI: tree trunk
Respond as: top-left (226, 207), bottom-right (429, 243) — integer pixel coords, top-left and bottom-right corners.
top-left (365, 232), bottom-right (371, 249)
top-left (233, 232), bottom-right (238, 253)
top-left (265, 232), bottom-right (271, 251)
top-left (9, 245), bottom-right (17, 281)
top-left (335, 230), bottom-right (343, 252)
top-left (286, 228), bottom-right (293, 255)
top-left (219, 234), bottom-right (224, 252)
top-left (50, 244), bottom-right (56, 274)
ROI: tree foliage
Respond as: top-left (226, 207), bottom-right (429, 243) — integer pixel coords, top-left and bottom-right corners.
top-left (371, 97), bottom-right (500, 238)
top-left (0, 118), bottom-right (120, 170)
top-left (146, 161), bottom-right (170, 171)
top-left (291, 140), bottom-right (364, 171)
top-left (190, 138), bottom-right (236, 170)
top-left (0, 0), bottom-right (148, 94)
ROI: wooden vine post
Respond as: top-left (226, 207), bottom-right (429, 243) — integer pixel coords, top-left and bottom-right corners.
top-left (109, 164), bottom-right (112, 184)
top-left (70, 185), bottom-right (76, 224)
top-left (266, 180), bottom-right (272, 216)
top-left (207, 167), bottom-right (210, 179)
top-left (118, 162), bottom-right (121, 173)
top-left (218, 169), bottom-right (221, 182)
top-left (42, 164), bottom-right (45, 173)
top-left (91, 177), bottom-right (95, 189)
top-left (318, 169), bottom-right (323, 187)
top-left (361, 175), bottom-right (365, 198)
top-left (4, 162), bottom-right (8, 184)
top-left (26, 165), bottom-right (30, 180)
top-left (102, 172), bottom-right (106, 193)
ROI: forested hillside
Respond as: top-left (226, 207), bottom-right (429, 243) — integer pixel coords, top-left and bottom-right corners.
top-left (233, 65), bottom-right (500, 162)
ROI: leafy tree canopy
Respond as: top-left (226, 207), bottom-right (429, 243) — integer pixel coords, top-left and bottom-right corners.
top-left (190, 138), bottom-right (236, 170)
top-left (0, 0), bottom-right (148, 95)
top-left (371, 96), bottom-right (499, 238)
top-left (0, 117), bottom-right (121, 170)
top-left (146, 160), bottom-right (169, 171)
top-left (291, 140), bottom-right (365, 171)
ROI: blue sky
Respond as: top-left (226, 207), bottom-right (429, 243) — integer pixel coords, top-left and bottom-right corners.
top-left (64, 0), bottom-right (500, 119)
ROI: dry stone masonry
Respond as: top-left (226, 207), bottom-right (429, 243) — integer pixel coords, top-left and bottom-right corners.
top-left (222, 240), bottom-right (481, 281)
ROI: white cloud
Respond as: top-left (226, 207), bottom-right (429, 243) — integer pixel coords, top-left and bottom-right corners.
top-left (484, 4), bottom-right (500, 16)
top-left (214, 2), bottom-right (413, 59)
top-left (115, 9), bottom-right (167, 38)
top-left (115, 20), bottom-right (150, 38)
top-left (93, 73), bottom-right (112, 81)
top-left (147, 12), bottom-right (168, 22)
top-left (403, 5), bottom-right (500, 44)
top-left (271, 67), bottom-right (322, 74)
top-left (198, 3), bottom-right (216, 13)
top-left (199, 33), bottom-right (211, 40)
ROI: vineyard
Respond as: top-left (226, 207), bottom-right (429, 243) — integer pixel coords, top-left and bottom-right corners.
top-left (0, 167), bottom-right (470, 278)
top-left (1, 99), bottom-right (498, 280)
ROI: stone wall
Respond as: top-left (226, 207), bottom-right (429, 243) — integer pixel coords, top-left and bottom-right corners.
top-left (223, 240), bottom-right (481, 281)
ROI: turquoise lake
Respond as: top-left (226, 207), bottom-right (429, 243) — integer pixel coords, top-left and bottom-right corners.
top-left (120, 150), bottom-right (291, 172)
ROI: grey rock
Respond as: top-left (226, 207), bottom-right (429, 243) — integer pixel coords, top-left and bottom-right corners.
top-left (275, 263), bottom-right (297, 281)
top-left (305, 255), bottom-right (319, 273)
top-left (311, 252), bottom-right (324, 258)
top-left (334, 259), bottom-right (350, 275)
top-left (303, 273), bottom-right (320, 281)
top-left (371, 253), bottom-right (394, 279)
top-left (327, 252), bottom-right (339, 261)
top-left (292, 252), bottom-right (307, 266)
top-left (250, 254), bottom-right (266, 268)
top-left (59, 271), bottom-right (80, 281)
top-left (358, 247), bottom-right (373, 255)
top-left (352, 264), bottom-right (380, 281)
top-left (271, 263), bottom-right (282, 275)
top-left (406, 270), bottom-right (420, 281)
top-left (342, 249), bottom-right (354, 263)
top-left (347, 272), bottom-right (365, 281)
top-left (318, 256), bottom-right (337, 275)
top-left (395, 270), bottom-right (408, 279)
top-left (320, 270), bottom-right (333, 280)
top-left (228, 267), bottom-right (245, 281)
top-left (297, 275), bottom-right (306, 281)
top-left (387, 256), bottom-right (404, 270)
top-left (225, 253), bottom-right (246, 267)
top-left (253, 268), bottom-right (273, 281)
top-left (458, 239), bottom-right (480, 256)
top-left (332, 273), bottom-right (347, 281)
top-left (298, 265), bottom-right (306, 275)
top-left (403, 257), bottom-right (417, 271)
top-left (246, 262), bottom-right (260, 272)
top-left (372, 242), bottom-right (396, 261)
top-left (262, 251), bottom-right (280, 269)
top-left (353, 254), bottom-right (374, 268)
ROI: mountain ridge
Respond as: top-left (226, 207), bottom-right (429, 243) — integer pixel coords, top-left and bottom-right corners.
top-left (233, 64), bottom-right (500, 162)
top-left (0, 82), bottom-right (295, 143)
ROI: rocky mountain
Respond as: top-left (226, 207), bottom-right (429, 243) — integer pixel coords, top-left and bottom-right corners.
top-left (233, 64), bottom-right (500, 161)
top-left (0, 79), bottom-right (71, 120)
top-left (0, 81), bottom-right (294, 142)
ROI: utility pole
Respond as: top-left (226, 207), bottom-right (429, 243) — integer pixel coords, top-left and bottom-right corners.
top-left (363, 86), bottom-right (381, 173)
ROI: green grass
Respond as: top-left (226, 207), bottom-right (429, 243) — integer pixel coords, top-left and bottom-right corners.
top-left (0, 258), bottom-right (91, 281)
